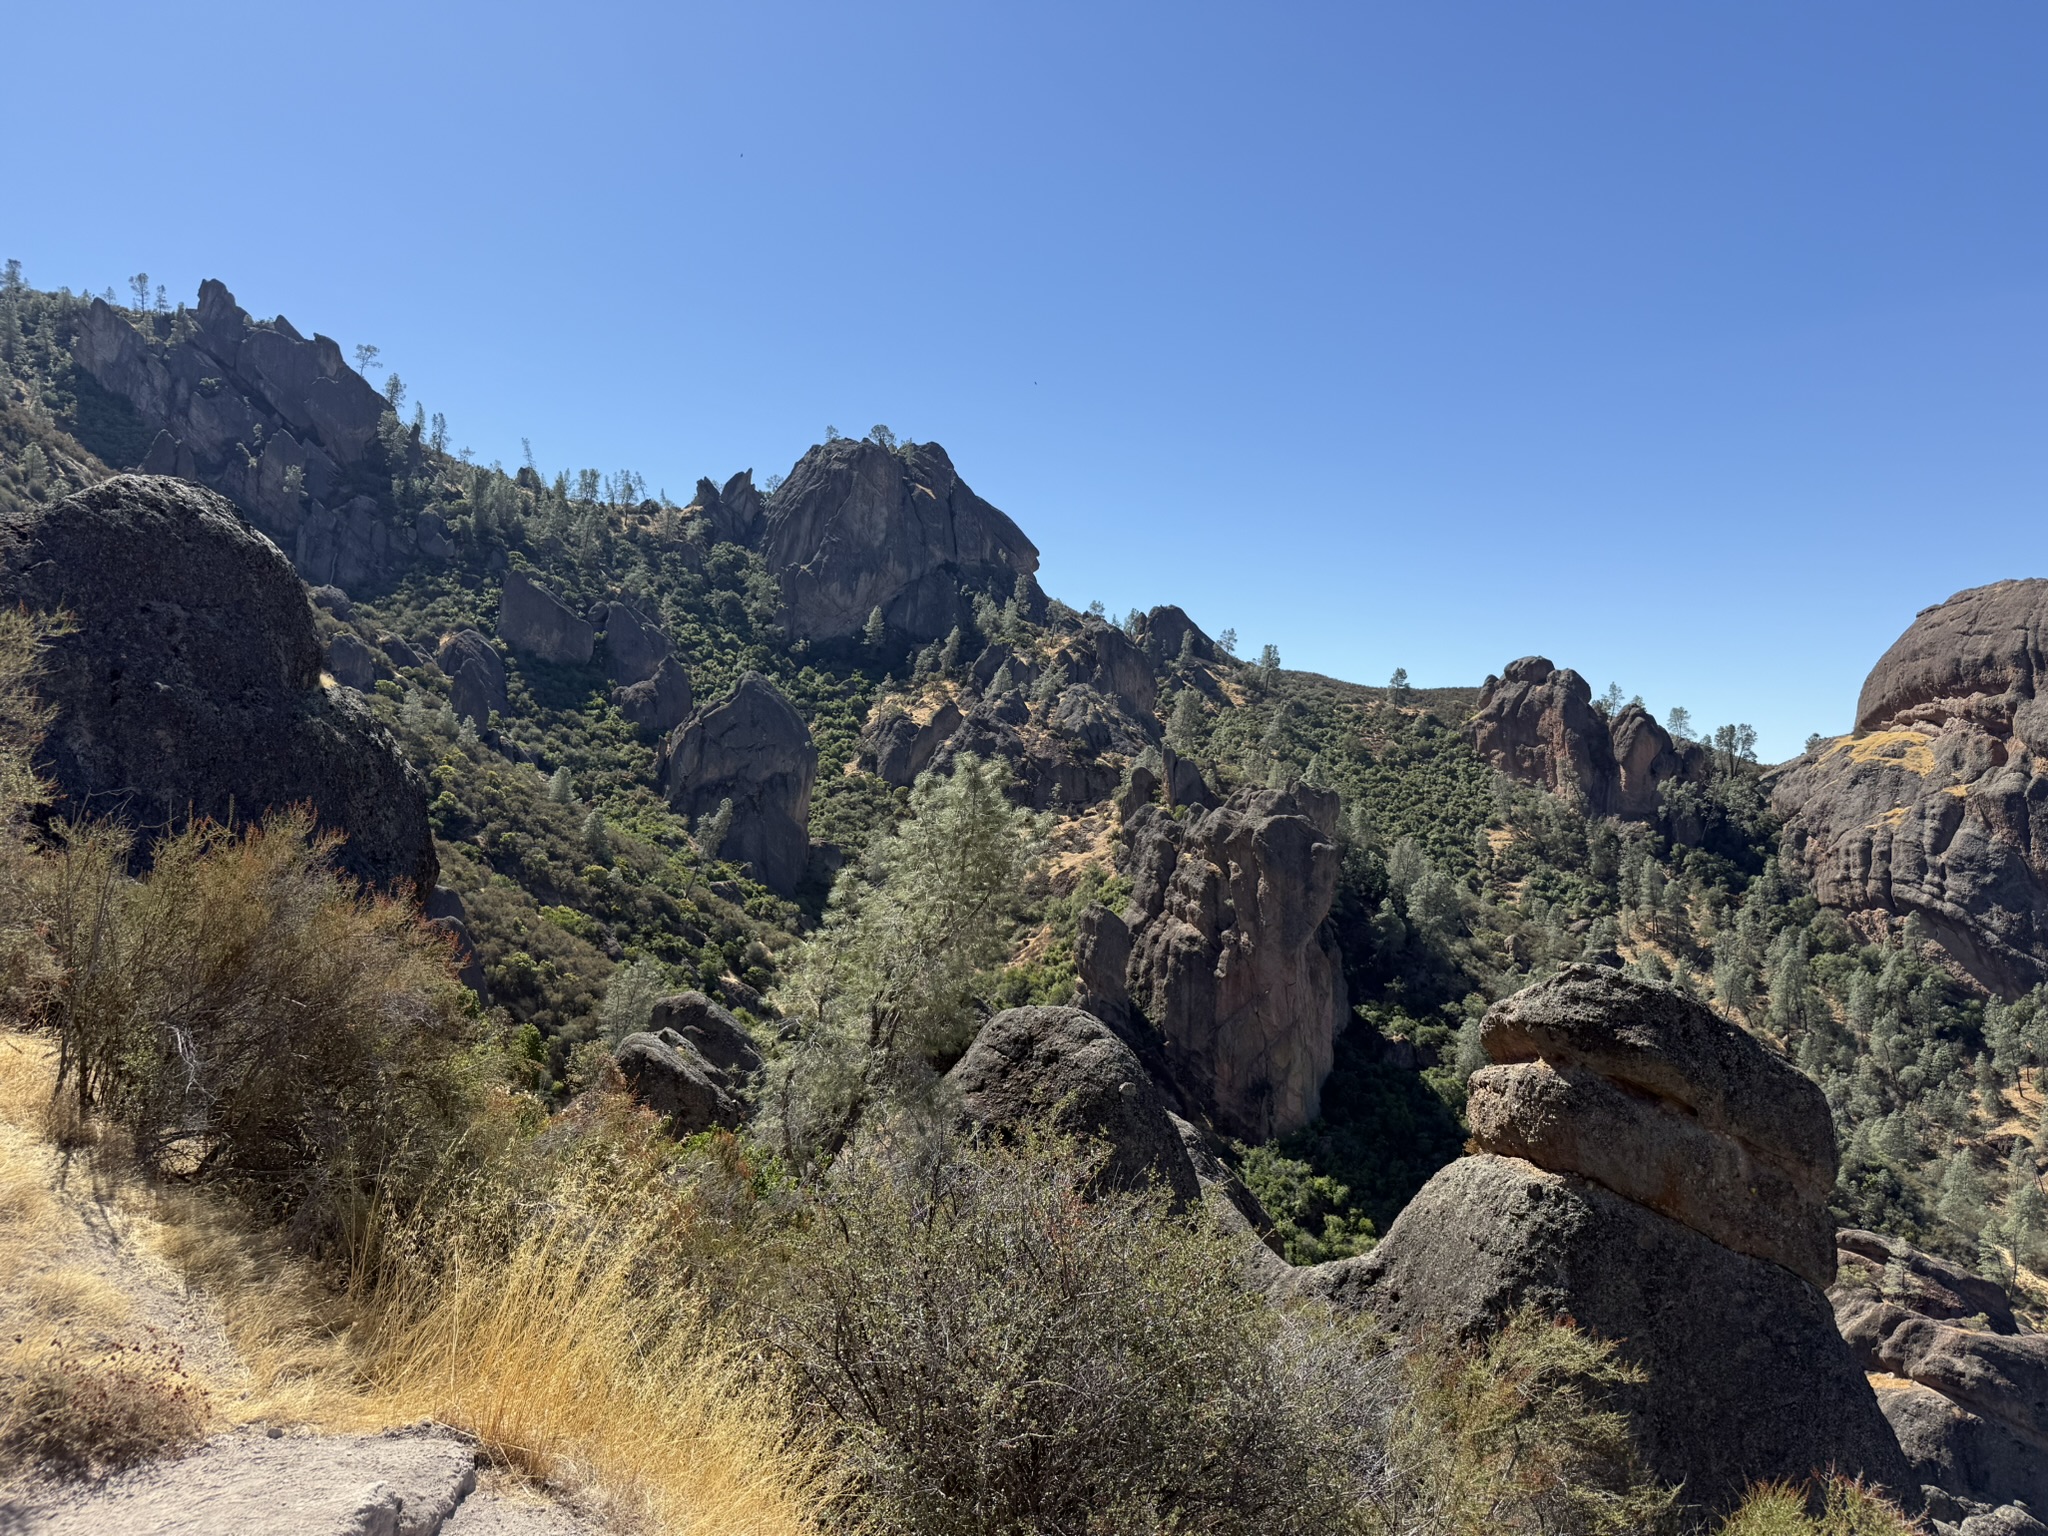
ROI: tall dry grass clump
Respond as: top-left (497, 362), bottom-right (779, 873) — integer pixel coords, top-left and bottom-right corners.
top-left (1716, 1479), bottom-right (1921, 1536)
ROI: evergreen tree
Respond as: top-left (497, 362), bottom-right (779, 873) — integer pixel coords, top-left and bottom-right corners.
top-left (863, 605), bottom-right (888, 649)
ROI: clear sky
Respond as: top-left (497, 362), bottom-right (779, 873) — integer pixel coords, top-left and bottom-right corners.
top-left (10, 2), bottom-right (2046, 760)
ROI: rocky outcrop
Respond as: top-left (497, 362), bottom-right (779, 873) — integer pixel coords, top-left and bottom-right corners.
top-left (1771, 581), bottom-right (2048, 997)
top-left (596, 600), bottom-right (673, 685)
top-left (1081, 786), bottom-right (1347, 1140)
top-left (1128, 604), bottom-right (1219, 666)
top-left (758, 438), bottom-right (1038, 642)
top-left (1468, 967), bottom-right (1839, 1286)
top-left (498, 571), bottom-right (594, 664)
top-left (326, 630), bottom-right (379, 691)
top-left (662, 673), bottom-right (817, 896)
top-left (945, 1006), bottom-right (1201, 1208)
top-left (860, 700), bottom-right (964, 787)
top-left (0, 476), bottom-right (436, 894)
top-left (1832, 1231), bottom-right (2048, 1513)
top-left (1289, 968), bottom-right (1913, 1512)
top-left (69, 283), bottom-right (407, 589)
top-left (1470, 657), bottom-right (1701, 821)
top-left (689, 470), bottom-right (764, 547)
top-left (612, 657), bottom-right (693, 737)
top-left (615, 992), bottom-right (761, 1137)
top-left (437, 629), bottom-right (507, 726)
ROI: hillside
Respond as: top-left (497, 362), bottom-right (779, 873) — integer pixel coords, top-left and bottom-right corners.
top-left (5, 266), bottom-right (2048, 1530)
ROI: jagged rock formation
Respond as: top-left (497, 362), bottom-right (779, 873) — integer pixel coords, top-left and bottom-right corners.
top-left (860, 699), bottom-right (965, 787)
top-left (1079, 786), bottom-right (1347, 1140)
top-left (1128, 603), bottom-right (1219, 666)
top-left (1771, 580), bottom-right (2048, 997)
top-left (612, 657), bottom-right (694, 736)
top-left (498, 571), bottom-right (594, 664)
top-left (1286, 968), bottom-right (1913, 1512)
top-left (1832, 1230), bottom-right (2048, 1515)
top-left (689, 469), bottom-right (764, 547)
top-left (615, 992), bottom-right (762, 1137)
top-left (69, 282), bottom-right (405, 589)
top-left (758, 438), bottom-right (1038, 642)
top-left (0, 475), bottom-right (436, 894)
top-left (661, 673), bottom-right (817, 896)
top-left (437, 629), bottom-right (508, 726)
top-left (595, 600), bottom-right (673, 684)
top-left (1470, 656), bottom-right (1701, 820)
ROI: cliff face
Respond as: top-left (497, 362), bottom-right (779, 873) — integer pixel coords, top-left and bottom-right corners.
top-left (1468, 656), bottom-right (1703, 820)
top-left (1771, 580), bottom-right (2048, 997)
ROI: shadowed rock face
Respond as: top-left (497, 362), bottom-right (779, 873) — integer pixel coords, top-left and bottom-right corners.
top-left (1772, 580), bottom-right (2048, 997)
top-left (759, 437), bottom-right (1038, 642)
top-left (498, 571), bottom-right (594, 664)
top-left (1283, 968), bottom-right (1912, 1513)
top-left (437, 629), bottom-right (506, 725)
top-left (661, 673), bottom-right (817, 896)
top-left (69, 282), bottom-right (404, 590)
top-left (1469, 657), bottom-right (1700, 821)
top-left (1086, 786), bottom-right (1347, 1140)
top-left (612, 656), bottom-right (694, 737)
top-left (0, 475), bottom-right (436, 894)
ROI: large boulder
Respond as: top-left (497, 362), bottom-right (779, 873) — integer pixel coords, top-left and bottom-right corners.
top-left (0, 476), bottom-right (436, 893)
top-left (859, 699), bottom-right (964, 787)
top-left (1285, 968), bottom-right (1914, 1513)
top-left (759, 438), bottom-right (1039, 643)
top-left (945, 1006), bottom-right (1201, 1208)
top-left (1832, 1234), bottom-right (2048, 1511)
top-left (437, 628), bottom-right (507, 725)
top-left (614, 1028), bottom-right (748, 1137)
top-left (1771, 580), bottom-right (2048, 997)
top-left (597, 599), bottom-right (673, 685)
top-left (498, 570), bottom-right (595, 664)
top-left (647, 990), bottom-right (763, 1082)
top-left (1084, 785), bottom-right (1347, 1139)
top-left (1328, 1153), bottom-right (1915, 1512)
top-left (1469, 657), bottom-right (1700, 822)
top-left (662, 673), bottom-right (817, 896)
top-left (1469, 967), bottom-right (1839, 1285)
top-left (68, 282), bottom-right (403, 588)
top-left (612, 655), bottom-right (693, 737)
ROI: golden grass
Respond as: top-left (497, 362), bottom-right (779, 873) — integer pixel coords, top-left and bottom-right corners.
top-left (1825, 730), bottom-right (1935, 777)
top-left (0, 1026), bottom-right (831, 1532)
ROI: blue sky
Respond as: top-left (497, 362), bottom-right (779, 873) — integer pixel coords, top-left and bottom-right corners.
top-left (10, 2), bottom-right (2046, 760)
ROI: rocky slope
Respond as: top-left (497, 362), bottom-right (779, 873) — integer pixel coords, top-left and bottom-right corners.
top-left (1772, 580), bottom-right (2048, 997)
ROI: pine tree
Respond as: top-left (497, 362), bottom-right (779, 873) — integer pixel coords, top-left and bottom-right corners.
top-left (863, 605), bottom-right (888, 649)
top-left (698, 798), bottom-right (734, 862)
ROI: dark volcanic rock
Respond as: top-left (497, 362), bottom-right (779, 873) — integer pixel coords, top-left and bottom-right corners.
top-left (859, 700), bottom-right (964, 787)
top-left (662, 673), bottom-right (817, 896)
top-left (945, 1006), bottom-right (1201, 1208)
top-left (597, 600), bottom-right (673, 685)
top-left (690, 470), bottom-right (764, 547)
top-left (1339, 1153), bottom-right (1914, 1512)
top-left (1771, 580), bottom-right (2048, 997)
top-left (325, 630), bottom-right (379, 691)
top-left (614, 1028), bottom-right (748, 1136)
top-left (0, 476), bottom-right (436, 893)
top-left (437, 629), bottom-right (507, 726)
top-left (1102, 786), bottom-right (1347, 1139)
top-left (648, 991), bottom-right (763, 1082)
top-left (69, 283), bottom-right (405, 588)
top-left (499, 570), bottom-right (595, 664)
top-left (1129, 604), bottom-right (1219, 666)
top-left (759, 438), bottom-right (1038, 642)
top-left (612, 656), bottom-right (693, 737)
top-left (1469, 657), bottom-right (1702, 821)
top-left (1835, 1229), bottom-right (2020, 1334)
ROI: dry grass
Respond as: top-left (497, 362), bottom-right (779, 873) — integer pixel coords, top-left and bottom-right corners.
top-left (0, 1025), bottom-right (830, 1531)
top-left (1715, 1478), bottom-right (1919, 1535)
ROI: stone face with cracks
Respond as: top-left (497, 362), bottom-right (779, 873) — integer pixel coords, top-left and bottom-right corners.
top-left (661, 672), bottom-right (817, 896)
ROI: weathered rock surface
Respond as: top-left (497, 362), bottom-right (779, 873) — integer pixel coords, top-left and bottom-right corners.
top-left (1128, 604), bottom-right (1219, 666)
top-left (689, 470), bottom-right (764, 547)
top-left (1832, 1238), bottom-right (2048, 1511)
top-left (0, 476), bottom-right (436, 893)
top-left (596, 600), bottom-right (672, 685)
top-left (498, 571), bottom-right (594, 664)
top-left (437, 629), bottom-right (508, 726)
top-left (1771, 580), bottom-right (2048, 996)
top-left (648, 991), bottom-right (763, 1081)
top-left (611, 656), bottom-right (693, 736)
top-left (758, 438), bottom-right (1038, 642)
top-left (615, 1023), bottom-right (751, 1136)
top-left (945, 1006), bottom-right (1201, 1208)
top-left (69, 282), bottom-right (406, 589)
top-left (1470, 657), bottom-right (1701, 821)
top-left (1085, 786), bottom-right (1347, 1139)
top-left (860, 700), bottom-right (964, 787)
top-left (1469, 966), bottom-right (1838, 1286)
top-left (662, 673), bottom-right (817, 895)
top-left (327, 630), bottom-right (380, 691)
top-left (1340, 1153), bottom-right (1915, 1511)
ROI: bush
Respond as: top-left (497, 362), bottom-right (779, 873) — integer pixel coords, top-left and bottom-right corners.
top-left (1716, 1480), bottom-right (1920, 1536)
top-left (0, 1334), bottom-right (209, 1477)
top-left (40, 810), bottom-right (482, 1247)
top-left (765, 1126), bottom-right (1393, 1536)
